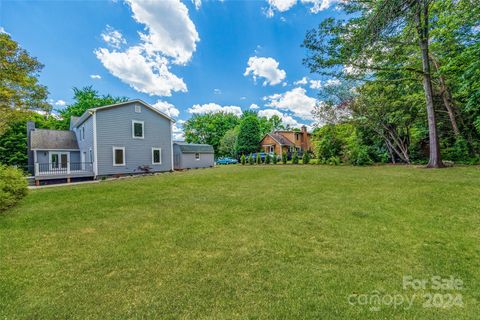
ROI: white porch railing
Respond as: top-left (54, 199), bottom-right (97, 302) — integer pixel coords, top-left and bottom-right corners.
top-left (34, 162), bottom-right (93, 176)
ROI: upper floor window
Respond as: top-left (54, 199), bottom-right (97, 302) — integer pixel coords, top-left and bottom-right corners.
top-left (81, 126), bottom-right (85, 140)
top-left (132, 120), bottom-right (144, 139)
top-left (295, 133), bottom-right (300, 141)
top-left (135, 105), bottom-right (141, 113)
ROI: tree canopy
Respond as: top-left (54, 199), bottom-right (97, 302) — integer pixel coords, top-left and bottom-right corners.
top-left (0, 33), bottom-right (50, 135)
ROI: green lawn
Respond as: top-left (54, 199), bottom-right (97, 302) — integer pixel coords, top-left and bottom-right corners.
top-left (1, 165), bottom-right (479, 319)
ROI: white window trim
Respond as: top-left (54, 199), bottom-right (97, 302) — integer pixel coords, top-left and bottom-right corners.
top-left (112, 146), bottom-right (125, 166)
top-left (195, 153), bottom-right (200, 160)
top-left (135, 105), bottom-right (141, 113)
top-left (152, 147), bottom-right (162, 165)
top-left (132, 120), bottom-right (144, 139)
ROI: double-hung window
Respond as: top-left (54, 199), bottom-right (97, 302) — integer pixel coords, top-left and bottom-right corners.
top-left (195, 153), bottom-right (200, 160)
top-left (132, 120), bottom-right (144, 139)
top-left (152, 148), bottom-right (162, 165)
top-left (113, 147), bottom-right (125, 166)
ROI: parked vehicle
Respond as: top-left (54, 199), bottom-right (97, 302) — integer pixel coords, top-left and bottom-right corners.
top-left (216, 157), bottom-right (238, 165)
top-left (251, 152), bottom-right (267, 161)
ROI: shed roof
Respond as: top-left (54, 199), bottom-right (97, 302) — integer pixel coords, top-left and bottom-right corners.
top-left (174, 142), bottom-right (214, 154)
top-left (30, 129), bottom-right (79, 150)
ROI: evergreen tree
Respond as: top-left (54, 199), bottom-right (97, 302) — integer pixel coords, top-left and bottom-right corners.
top-left (272, 152), bottom-right (278, 164)
top-left (240, 154), bottom-right (246, 165)
top-left (282, 152), bottom-right (288, 164)
top-left (256, 153), bottom-right (261, 164)
top-left (292, 150), bottom-right (299, 164)
top-left (265, 153), bottom-right (271, 164)
top-left (248, 153), bottom-right (254, 165)
top-left (237, 115), bottom-right (260, 155)
top-left (302, 152), bottom-right (310, 164)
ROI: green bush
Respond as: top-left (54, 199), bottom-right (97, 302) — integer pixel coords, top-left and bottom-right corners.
top-left (0, 165), bottom-right (28, 212)
top-left (256, 153), bottom-right (262, 165)
top-left (272, 153), bottom-right (278, 164)
top-left (282, 152), bottom-right (287, 164)
top-left (326, 156), bottom-right (341, 165)
top-left (248, 153), bottom-right (254, 165)
top-left (265, 154), bottom-right (271, 164)
top-left (240, 154), bottom-right (246, 165)
top-left (302, 152), bottom-right (310, 164)
top-left (292, 151), bottom-right (299, 164)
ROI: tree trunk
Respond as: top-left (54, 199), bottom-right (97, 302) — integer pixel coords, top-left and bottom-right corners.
top-left (429, 54), bottom-right (461, 136)
top-left (415, 0), bottom-right (444, 168)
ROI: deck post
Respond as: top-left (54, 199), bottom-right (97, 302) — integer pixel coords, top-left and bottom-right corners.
top-left (67, 177), bottom-right (71, 183)
top-left (35, 180), bottom-right (39, 187)
top-left (34, 163), bottom-right (39, 176)
top-left (67, 161), bottom-right (70, 174)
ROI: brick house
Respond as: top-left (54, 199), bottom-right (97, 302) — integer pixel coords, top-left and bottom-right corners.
top-left (259, 125), bottom-right (312, 155)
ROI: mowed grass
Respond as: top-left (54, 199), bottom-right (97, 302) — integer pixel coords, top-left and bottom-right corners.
top-left (1, 165), bottom-right (479, 319)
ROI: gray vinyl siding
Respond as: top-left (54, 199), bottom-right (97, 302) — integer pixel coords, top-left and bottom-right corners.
top-left (95, 102), bottom-right (172, 175)
top-left (75, 117), bottom-right (94, 163)
top-left (173, 145), bottom-right (214, 169)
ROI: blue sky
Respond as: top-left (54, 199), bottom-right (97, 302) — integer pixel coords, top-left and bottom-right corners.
top-left (1, 0), bottom-right (342, 138)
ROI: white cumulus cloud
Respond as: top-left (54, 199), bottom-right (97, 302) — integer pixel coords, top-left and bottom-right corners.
top-left (95, 46), bottom-right (187, 96)
top-left (128, 0), bottom-right (199, 65)
top-left (258, 109), bottom-right (302, 128)
top-left (249, 103), bottom-right (260, 110)
top-left (244, 56), bottom-right (286, 86)
top-left (54, 100), bottom-right (66, 107)
top-left (265, 0), bottom-right (336, 16)
top-left (95, 0), bottom-right (199, 97)
top-left (90, 74), bottom-right (102, 79)
top-left (172, 122), bottom-right (185, 140)
top-left (263, 87), bottom-right (317, 120)
top-left (101, 25), bottom-right (126, 49)
top-left (309, 79), bottom-right (322, 89)
top-left (192, 0), bottom-right (201, 10)
top-left (0, 27), bottom-right (10, 35)
top-left (152, 100), bottom-right (180, 118)
top-left (188, 103), bottom-right (243, 116)
top-left (294, 77), bottom-right (308, 86)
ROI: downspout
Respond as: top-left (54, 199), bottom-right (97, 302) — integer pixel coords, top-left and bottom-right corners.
top-left (170, 121), bottom-right (174, 172)
top-left (92, 110), bottom-right (99, 179)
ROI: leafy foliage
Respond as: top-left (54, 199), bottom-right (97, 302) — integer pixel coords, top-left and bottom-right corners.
top-left (237, 115), bottom-right (260, 155)
top-left (0, 34), bottom-right (50, 135)
top-left (0, 165), bottom-right (27, 212)
top-left (184, 112), bottom-right (240, 155)
top-left (240, 154), bottom-right (246, 165)
top-left (282, 152), bottom-right (287, 164)
top-left (292, 151), bottom-right (299, 164)
top-left (56, 86), bottom-right (128, 130)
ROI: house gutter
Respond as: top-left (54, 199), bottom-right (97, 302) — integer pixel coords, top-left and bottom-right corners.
top-left (92, 110), bottom-right (99, 179)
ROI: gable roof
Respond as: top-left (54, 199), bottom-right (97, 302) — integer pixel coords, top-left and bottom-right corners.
top-left (30, 129), bottom-right (79, 150)
top-left (174, 142), bottom-right (214, 154)
top-left (73, 99), bottom-right (174, 128)
top-left (261, 132), bottom-right (294, 146)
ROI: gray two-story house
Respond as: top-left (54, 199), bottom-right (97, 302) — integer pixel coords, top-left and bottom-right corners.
top-left (28, 100), bottom-right (174, 184)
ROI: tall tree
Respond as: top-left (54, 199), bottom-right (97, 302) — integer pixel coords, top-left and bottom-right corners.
top-left (184, 112), bottom-right (240, 154)
top-left (218, 127), bottom-right (239, 157)
top-left (0, 33), bottom-right (50, 135)
top-left (236, 115), bottom-right (261, 155)
top-left (56, 86), bottom-right (128, 130)
top-left (303, 0), bottom-right (449, 167)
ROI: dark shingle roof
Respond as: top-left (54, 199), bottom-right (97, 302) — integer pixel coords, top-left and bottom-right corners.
top-left (30, 129), bottom-right (79, 150)
top-left (174, 142), bottom-right (214, 154)
top-left (269, 133), bottom-right (294, 146)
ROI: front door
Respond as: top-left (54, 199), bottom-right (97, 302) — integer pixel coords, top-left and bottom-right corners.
top-left (50, 152), bottom-right (69, 170)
